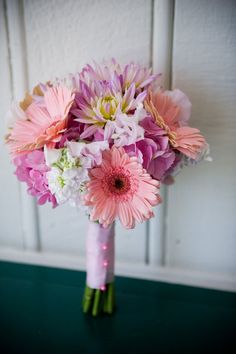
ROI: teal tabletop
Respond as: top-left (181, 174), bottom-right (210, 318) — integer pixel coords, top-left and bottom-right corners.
top-left (0, 261), bottom-right (235, 354)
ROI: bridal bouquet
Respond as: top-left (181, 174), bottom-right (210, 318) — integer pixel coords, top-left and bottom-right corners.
top-left (5, 59), bottom-right (208, 316)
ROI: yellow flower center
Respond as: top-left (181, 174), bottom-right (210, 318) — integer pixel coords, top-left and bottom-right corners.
top-left (95, 95), bottom-right (118, 120)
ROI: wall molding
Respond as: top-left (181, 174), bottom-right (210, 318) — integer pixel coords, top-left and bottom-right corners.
top-left (0, 247), bottom-right (235, 293)
top-left (149, 0), bottom-right (175, 266)
top-left (5, 0), bottom-right (40, 251)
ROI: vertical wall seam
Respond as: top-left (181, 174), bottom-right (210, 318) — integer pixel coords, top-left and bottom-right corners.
top-left (163, 0), bottom-right (175, 266)
top-left (162, 0), bottom-right (175, 266)
top-left (146, 0), bottom-right (156, 264)
top-left (5, 0), bottom-right (41, 251)
top-left (3, 0), bottom-right (14, 100)
top-left (20, 0), bottom-right (41, 251)
top-left (169, 0), bottom-right (175, 89)
top-left (149, 0), bottom-right (155, 69)
top-left (19, 0), bottom-right (29, 88)
top-left (150, 0), bottom-right (175, 267)
top-left (3, 0), bottom-right (25, 247)
top-left (145, 0), bottom-right (155, 265)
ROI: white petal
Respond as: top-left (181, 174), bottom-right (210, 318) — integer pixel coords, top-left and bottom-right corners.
top-left (44, 145), bottom-right (62, 166)
top-left (67, 141), bottom-right (85, 157)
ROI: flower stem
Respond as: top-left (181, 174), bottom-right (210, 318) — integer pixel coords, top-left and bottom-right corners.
top-left (107, 283), bottom-right (115, 314)
top-left (82, 283), bottom-right (115, 316)
top-left (82, 286), bottom-right (95, 314)
top-left (92, 289), bottom-right (101, 316)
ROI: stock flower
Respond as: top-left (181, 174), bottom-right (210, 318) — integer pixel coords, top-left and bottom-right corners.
top-left (45, 147), bottom-right (88, 207)
top-left (83, 147), bottom-right (161, 229)
top-left (13, 150), bottom-right (57, 207)
top-left (67, 140), bottom-right (109, 167)
top-left (7, 85), bottom-right (75, 156)
top-left (104, 104), bottom-right (146, 147)
top-left (45, 140), bottom-right (108, 206)
top-left (144, 89), bottom-right (206, 159)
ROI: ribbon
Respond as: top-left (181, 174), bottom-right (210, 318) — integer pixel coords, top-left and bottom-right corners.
top-left (86, 221), bottom-right (115, 289)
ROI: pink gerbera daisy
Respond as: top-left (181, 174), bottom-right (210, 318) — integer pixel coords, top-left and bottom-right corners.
top-left (145, 90), bottom-right (206, 159)
top-left (84, 147), bottom-right (161, 229)
top-left (7, 85), bottom-right (75, 156)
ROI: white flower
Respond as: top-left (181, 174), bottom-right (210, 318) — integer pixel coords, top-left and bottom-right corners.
top-left (44, 140), bottom-right (109, 207)
top-left (104, 108), bottom-right (145, 147)
top-left (44, 146), bottom-right (89, 207)
top-left (132, 102), bottom-right (147, 123)
top-left (67, 140), bottom-right (108, 167)
top-left (47, 166), bottom-right (88, 207)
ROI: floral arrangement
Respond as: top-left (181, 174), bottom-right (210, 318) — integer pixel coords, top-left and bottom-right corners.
top-left (5, 59), bottom-right (209, 316)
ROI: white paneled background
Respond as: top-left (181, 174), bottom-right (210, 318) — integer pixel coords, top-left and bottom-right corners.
top-left (1, 0), bottom-right (236, 291)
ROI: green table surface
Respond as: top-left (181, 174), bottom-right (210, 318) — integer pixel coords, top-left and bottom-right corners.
top-left (0, 261), bottom-right (235, 354)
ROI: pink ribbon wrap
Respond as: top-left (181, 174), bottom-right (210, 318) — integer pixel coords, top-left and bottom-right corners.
top-left (86, 221), bottom-right (115, 289)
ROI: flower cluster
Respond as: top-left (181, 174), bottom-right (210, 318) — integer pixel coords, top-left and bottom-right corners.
top-left (6, 59), bottom-right (208, 228)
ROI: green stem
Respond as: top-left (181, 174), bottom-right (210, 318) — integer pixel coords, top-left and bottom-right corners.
top-left (103, 288), bottom-right (108, 313)
top-left (92, 289), bottom-right (101, 316)
top-left (107, 283), bottom-right (115, 314)
top-left (82, 283), bottom-right (115, 316)
top-left (82, 286), bottom-right (95, 314)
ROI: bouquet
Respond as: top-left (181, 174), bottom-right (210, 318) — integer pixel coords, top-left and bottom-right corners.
top-left (5, 59), bottom-right (209, 316)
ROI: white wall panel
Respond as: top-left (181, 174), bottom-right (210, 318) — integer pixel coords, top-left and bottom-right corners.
top-left (0, 0), bottom-right (23, 248)
top-left (23, 0), bottom-right (153, 262)
top-left (24, 0), bottom-right (152, 86)
top-left (167, 0), bottom-right (236, 274)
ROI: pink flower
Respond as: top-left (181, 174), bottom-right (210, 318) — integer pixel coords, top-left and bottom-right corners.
top-left (139, 117), bottom-right (176, 180)
top-left (124, 117), bottom-right (176, 181)
top-left (7, 85), bottom-right (75, 156)
top-left (84, 147), bottom-right (161, 229)
top-left (75, 59), bottom-right (158, 94)
top-left (72, 80), bottom-right (146, 129)
top-left (14, 150), bottom-right (57, 207)
top-left (70, 60), bottom-right (158, 136)
top-left (145, 89), bottom-right (206, 159)
top-left (58, 113), bottom-right (85, 148)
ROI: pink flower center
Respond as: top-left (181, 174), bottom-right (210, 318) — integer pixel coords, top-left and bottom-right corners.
top-left (102, 167), bottom-right (138, 200)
